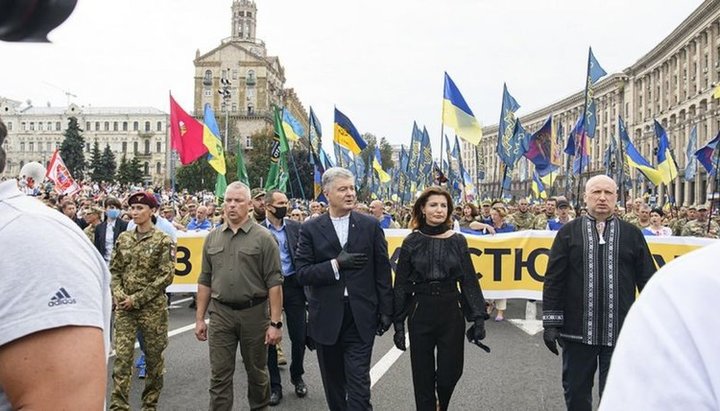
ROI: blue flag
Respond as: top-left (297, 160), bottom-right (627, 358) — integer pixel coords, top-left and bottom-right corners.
top-left (685, 125), bottom-right (697, 181)
top-left (497, 83), bottom-right (521, 166)
top-left (694, 130), bottom-right (720, 176)
top-left (583, 47), bottom-right (607, 139)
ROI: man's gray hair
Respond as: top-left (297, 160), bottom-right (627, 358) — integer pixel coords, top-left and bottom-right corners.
top-left (225, 181), bottom-right (251, 198)
top-left (322, 167), bottom-right (355, 191)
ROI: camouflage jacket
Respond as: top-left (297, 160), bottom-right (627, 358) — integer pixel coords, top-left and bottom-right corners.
top-left (681, 220), bottom-right (720, 239)
top-left (83, 224), bottom-right (96, 243)
top-left (513, 211), bottom-right (535, 231)
top-left (532, 213), bottom-right (555, 230)
top-left (671, 218), bottom-right (688, 236)
top-left (623, 212), bottom-right (639, 226)
top-left (110, 227), bottom-right (176, 308)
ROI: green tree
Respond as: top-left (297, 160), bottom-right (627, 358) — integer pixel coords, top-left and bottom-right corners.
top-left (127, 156), bottom-right (144, 185)
top-left (59, 117), bottom-right (86, 180)
top-left (117, 154), bottom-right (129, 185)
top-left (176, 160), bottom-right (216, 192)
top-left (245, 128), bottom-right (274, 189)
top-left (88, 141), bottom-right (102, 182)
top-left (288, 145), bottom-right (313, 200)
top-left (100, 143), bottom-right (117, 183)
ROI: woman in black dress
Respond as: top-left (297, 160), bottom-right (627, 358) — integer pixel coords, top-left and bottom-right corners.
top-left (392, 187), bottom-right (489, 411)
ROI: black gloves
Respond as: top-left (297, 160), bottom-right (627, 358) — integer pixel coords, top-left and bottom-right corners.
top-left (336, 248), bottom-right (368, 270)
top-left (466, 320), bottom-right (490, 353)
top-left (543, 327), bottom-right (561, 355)
top-left (393, 322), bottom-right (406, 351)
top-left (376, 313), bottom-right (392, 336)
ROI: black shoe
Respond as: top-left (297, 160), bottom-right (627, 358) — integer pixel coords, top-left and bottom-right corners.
top-left (269, 391), bottom-right (283, 406)
top-left (189, 299), bottom-right (196, 309)
top-left (293, 379), bottom-right (308, 398)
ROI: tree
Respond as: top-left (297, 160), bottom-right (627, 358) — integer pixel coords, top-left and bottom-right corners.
top-left (88, 141), bottom-right (102, 182)
top-left (127, 156), bottom-right (144, 185)
top-left (288, 145), bottom-right (313, 200)
top-left (176, 159), bottom-right (216, 193)
top-left (100, 144), bottom-right (117, 183)
top-left (245, 128), bottom-right (275, 189)
top-left (59, 117), bottom-right (86, 180)
top-left (117, 154), bottom-right (130, 185)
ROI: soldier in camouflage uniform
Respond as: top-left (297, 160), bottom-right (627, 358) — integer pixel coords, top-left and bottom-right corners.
top-left (532, 198), bottom-right (557, 229)
top-left (681, 204), bottom-right (719, 239)
top-left (672, 205), bottom-right (696, 236)
top-left (82, 206), bottom-right (104, 242)
top-left (513, 198), bottom-right (535, 231)
top-left (623, 197), bottom-right (644, 226)
top-left (110, 192), bottom-right (176, 411)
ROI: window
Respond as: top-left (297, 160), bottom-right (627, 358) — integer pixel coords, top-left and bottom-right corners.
top-left (47, 122), bottom-right (52, 131)
top-left (46, 142), bottom-right (51, 152)
top-left (203, 70), bottom-right (212, 86)
top-left (5, 121), bottom-right (11, 131)
top-left (156, 162), bottom-right (161, 175)
top-left (232, 69), bottom-right (238, 79)
top-left (20, 142), bottom-right (25, 152)
top-left (122, 142), bottom-right (127, 152)
top-left (133, 121), bottom-right (139, 131)
top-left (232, 103), bottom-right (237, 112)
top-left (144, 121), bottom-right (150, 132)
top-left (29, 122), bottom-right (34, 131)
top-left (104, 122), bottom-right (110, 131)
top-left (133, 141), bottom-right (138, 153)
top-left (156, 121), bottom-right (162, 132)
top-left (29, 142), bottom-right (34, 152)
top-left (86, 122), bottom-right (91, 131)
top-left (144, 139), bottom-right (150, 154)
top-left (38, 122), bottom-right (43, 131)
top-left (21, 122), bottom-right (26, 131)
top-left (144, 162), bottom-right (149, 176)
top-left (156, 142), bottom-right (162, 153)
top-left (245, 136), bottom-right (252, 149)
top-left (113, 122), bottom-right (119, 131)
top-left (122, 121), bottom-right (128, 131)
top-left (95, 121), bottom-right (100, 131)
top-left (204, 89), bottom-right (212, 97)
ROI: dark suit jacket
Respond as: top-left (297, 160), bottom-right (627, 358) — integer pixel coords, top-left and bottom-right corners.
top-left (262, 218), bottom-right (302, 288)
top-left (295, 211), bottom-right (393, 345)
top-left (93, 219), bottom-right (128, 258)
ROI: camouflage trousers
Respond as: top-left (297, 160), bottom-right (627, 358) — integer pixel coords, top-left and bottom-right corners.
top-left (110, 299), bottom-right (169, 411)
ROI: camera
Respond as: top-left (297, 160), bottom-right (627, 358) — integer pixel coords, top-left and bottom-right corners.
top-left (0, 0), bottom-right (77, 42)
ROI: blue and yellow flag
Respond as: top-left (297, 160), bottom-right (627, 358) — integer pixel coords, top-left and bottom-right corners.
top-left (373, 147), bottom-right (390, 183)
top-left (282, 108), bottom-right (305, 142)
top-left (531, 170), bottom-right (547, 199)
top-left (202, 103), bottom-right (226, 175)
top-left (654, 120), bottom-right (678, 184)
top-left (334, 108), bottom-right (367, 155)
top-left (443, 72), bottom-right (483, 145)
top-left (619, 116), bottom-right (663, 185)
top-left (685, 126), bottom-right (697, 181)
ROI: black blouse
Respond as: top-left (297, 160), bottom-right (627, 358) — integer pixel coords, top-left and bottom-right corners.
top-left (393, 231), bottom-right (487, 323)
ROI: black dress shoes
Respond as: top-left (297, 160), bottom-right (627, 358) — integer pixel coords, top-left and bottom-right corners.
top-left (269, 391), bottom-right (282, 406)
top-left (293, 379), bottom-right (308, 398)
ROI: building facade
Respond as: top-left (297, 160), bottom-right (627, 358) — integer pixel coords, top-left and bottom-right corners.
top-left (465, 0), bottom-right (720, 206)
top-left (193, 0), bottom-right (309, 152)
top-left (0, 99), bottom-right (169, 184)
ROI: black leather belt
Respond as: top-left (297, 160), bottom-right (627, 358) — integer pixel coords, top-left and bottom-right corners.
top-left (216, 296), bottom-right (267, 310)
top-left (410, 281), bottom-right (458, 296)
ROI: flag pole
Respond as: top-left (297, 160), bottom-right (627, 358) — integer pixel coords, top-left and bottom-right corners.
top-left (288, 147), bottom-right (306, 200)
top-left (617, 118), bottom-right (627, 209)
top-left (708, 145), bottom-right (720, 234)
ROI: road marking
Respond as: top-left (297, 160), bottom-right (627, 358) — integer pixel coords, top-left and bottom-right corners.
top-left (170, 297), bottom-right (194, 306)
top-left (370, 333), bottom-right (408, 388)
top-left (109, 320), bottom-right (206, 358)
top-left (508, 319), bottom-right (544, 335)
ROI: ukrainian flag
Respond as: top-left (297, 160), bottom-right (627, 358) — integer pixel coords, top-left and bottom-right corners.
top-left (531, 171), bottom-right (547, 199)
top-left (443, 72), bottom-right (483, 145)
top-left (373, 147), bottom-right (390, 183)
top-left (654, 120), bottom-right (678, 184)
top-left (202, 103), bottom-right (226, 175)
top-left (282, 109), bottom-right (305, 142)
top-left (619, 116), bottom-right (662, 185)
top-left (334, 108), bottom-right (367, 155)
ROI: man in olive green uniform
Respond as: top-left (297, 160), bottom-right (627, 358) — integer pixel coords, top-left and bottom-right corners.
top-left (513, 198), bottom-right (535, 231)
top-left (623, 197), bottom-right (644, 226)
top-left (672, 205), bottom-right (695, 236)
top-left (195, 182), bottom-right (284, 411)
top-left (532, 198), bottom-right (557, 229)
top-left (681, 204), bottom-right (719, 238)
top-left (110, 192), bottom-right (176, 411)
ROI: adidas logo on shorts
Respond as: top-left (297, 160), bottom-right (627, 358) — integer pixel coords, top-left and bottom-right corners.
top-left (48, 287), bottom-right (77, 307)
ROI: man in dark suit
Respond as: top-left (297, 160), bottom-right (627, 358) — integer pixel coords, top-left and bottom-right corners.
top-left (262, 189), bottom-right (308, 406)
top-left (92, 197), bottom-right (128, 263)
top-left (295, 167), bottom-right (393, 411)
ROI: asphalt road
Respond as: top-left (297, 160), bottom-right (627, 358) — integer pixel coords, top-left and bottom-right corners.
top-left (107, 297), bottom-right (601, 410)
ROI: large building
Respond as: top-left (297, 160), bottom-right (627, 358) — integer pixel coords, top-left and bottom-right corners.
top-left (465, 0), bottom-right (720, 206)
top-left (193, 0), bottom-right (308, 152)
top-left (0, 98), bottom-right (169, 184)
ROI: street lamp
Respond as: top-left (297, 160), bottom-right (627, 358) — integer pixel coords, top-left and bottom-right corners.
top-left (218, 72), bottom-right (232, 151)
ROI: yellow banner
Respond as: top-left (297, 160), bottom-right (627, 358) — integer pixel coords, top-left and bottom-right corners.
top-left (168, 230), bottom-right (717, 297)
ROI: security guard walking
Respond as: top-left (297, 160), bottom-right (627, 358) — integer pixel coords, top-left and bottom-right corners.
top-left (109, 192), bottom-right (176, 410)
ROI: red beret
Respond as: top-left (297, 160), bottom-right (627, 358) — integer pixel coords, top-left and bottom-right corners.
top-left (128, 192), bottom-right (159, 209)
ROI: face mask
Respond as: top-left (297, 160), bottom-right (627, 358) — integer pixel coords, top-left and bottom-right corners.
top-left (106, 209), bottom-right (121, 220)
top-left (272, 206), bottom-right (287, 220)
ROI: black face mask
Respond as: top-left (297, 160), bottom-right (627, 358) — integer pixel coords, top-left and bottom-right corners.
top-left (272, 206), bottom-right (288, 219)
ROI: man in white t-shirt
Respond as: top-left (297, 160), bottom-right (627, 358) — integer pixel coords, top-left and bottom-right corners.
top-left (599, 240), bottom-right (720, 410)
top-left (0, 118), bottom-right (112, 410)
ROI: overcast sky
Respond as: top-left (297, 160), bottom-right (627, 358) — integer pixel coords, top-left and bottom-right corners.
top-left (2, 0), bottom-right (704, 154)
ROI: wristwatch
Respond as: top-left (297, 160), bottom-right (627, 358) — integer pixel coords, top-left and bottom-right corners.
top-left (270, 321), bottom-right (283, 329)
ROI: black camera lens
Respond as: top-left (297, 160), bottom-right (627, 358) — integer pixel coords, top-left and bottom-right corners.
top-left (0, 0), bottom-right (77, 42)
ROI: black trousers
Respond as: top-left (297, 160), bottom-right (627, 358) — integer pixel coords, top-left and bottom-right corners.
top-left (408, 293), bottom-right (465, 411)
top-left (316, 301), bottom-right (374, 411)
top-left (561, 340), bottom-right (614, 411)
top-left (268, 277), bottom-right (307, 393)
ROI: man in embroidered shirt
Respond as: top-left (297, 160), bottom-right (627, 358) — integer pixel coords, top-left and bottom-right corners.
top-left (542, 175), bottom-right (656, 411)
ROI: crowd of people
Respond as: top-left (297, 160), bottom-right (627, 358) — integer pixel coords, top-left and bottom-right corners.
top-left (2, 108), bottom-right (719, 410)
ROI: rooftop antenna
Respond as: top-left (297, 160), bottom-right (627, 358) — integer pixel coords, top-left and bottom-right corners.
top-left (42, 81), bottom-right (78, 106)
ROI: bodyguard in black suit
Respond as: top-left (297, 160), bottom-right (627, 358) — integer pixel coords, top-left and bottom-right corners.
top-left (295, 167), bottom-right (393, 411)
top-left (262, 190), bottom-right (309, 405)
